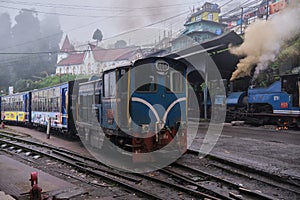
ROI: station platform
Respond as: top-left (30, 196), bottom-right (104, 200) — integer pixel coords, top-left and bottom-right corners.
top-left (0, 155), bottom-right (85, 199)
top-left (0, 191), bottom-right (15, 200)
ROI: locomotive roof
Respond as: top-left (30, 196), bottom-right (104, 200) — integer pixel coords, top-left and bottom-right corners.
top-left (79, 78), bottom-right (101, 86)
top-left (102, 61), bottom-right (132, 72)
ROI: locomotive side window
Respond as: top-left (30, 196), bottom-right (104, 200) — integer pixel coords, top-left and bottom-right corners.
top-left (104, 71), bottom-right (116, 97)
top-left (173, 72), bottom-right (184, 92)
top-left (166, 70), bottom-right (184, 93)
top-left (104, 73), bottom-right (109, 97)
top-left (1, 98), bottom-right (6, 112)
top-left (95, 81), bottom-right (102, 104)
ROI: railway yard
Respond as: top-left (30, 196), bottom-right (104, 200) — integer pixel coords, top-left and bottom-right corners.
top-left (0, 121), bottom-right (299, 200)
top-left (1, 0), bottom-right (300, 199)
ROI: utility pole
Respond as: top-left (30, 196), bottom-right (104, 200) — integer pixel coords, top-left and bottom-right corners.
top-left (266, 0), bottom-right (270, 21)
top-left (240, 7), bottom-right (244, 35)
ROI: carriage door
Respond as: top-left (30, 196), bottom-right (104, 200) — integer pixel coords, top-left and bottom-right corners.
top-left (298, 78), bottom-right (300, 107)
top-left (62, 87), bottom-right (68, 127)
top-left (118, 68), bottom-right (130, 128)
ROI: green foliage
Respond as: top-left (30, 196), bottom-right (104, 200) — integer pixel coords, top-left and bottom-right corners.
top-left (255, 69), bottom-right (280, 87)
top-left (15, 74), bottom-right (89, 93)
top-left (0, 10), bottom-right (62, 91)
top-left (277, 36), bottom-right (300, 73)
top-left (255, 35), bottom-right (300, 87)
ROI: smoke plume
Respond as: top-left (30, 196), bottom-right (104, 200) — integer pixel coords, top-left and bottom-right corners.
top-left (230, 4), bottom-right (300, 81)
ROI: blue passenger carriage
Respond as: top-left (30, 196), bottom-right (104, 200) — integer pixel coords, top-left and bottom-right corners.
top-left (0, 92), bottom-right (31, 124)
top-left (31, 82), bottom-right (69, 131)
top-left (77, 78), bottom-right (103, 146)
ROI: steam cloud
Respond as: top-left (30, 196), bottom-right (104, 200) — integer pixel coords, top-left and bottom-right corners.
top-left (230, 4), bottom-right (300, 81)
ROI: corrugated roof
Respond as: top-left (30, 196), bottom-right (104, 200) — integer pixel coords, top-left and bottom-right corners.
top-left (57, 53), bottom-right (85, 66)
top-left (92, 47), bottom-right (140, 62)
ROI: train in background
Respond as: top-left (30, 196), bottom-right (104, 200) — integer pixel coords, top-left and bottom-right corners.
top-left (0, 57), bottom-right (188, 157)
top-left (0, 91), bottom-right (31, 124)
top-left (226, 73), bottom-right (300, 128)
top-left (0, 80), bottom-right (84, 134)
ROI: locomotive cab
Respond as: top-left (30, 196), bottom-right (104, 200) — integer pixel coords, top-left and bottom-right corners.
top-left (129, 58), bottom-right (188, 157)
top-left (281, 74), bottom-right (300, 108)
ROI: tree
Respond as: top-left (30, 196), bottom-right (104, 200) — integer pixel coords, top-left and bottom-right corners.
top-left (0, 13), bottom-right (12, 51)
top-left (40, 14), bottom-right (63, 74)
top-left (12, 9), bottom-right (41, 50)
top-left (0, 13), bottom-right (13, 89)
top-left (92, 29), bottom-right (103, 45)
top-left (114, 40), bottom-right (127, 48)
top-left (8, 9), bottom-right (42, 87)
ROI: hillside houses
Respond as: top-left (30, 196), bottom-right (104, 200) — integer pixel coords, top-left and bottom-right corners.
top-left (171, 2), bottom-right (227, 52)
top-left (56, 35), bottom-right (143, 75)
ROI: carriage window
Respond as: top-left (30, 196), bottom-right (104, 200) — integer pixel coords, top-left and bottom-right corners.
top-left (95, 81), bottom-right (102, 104)
top-left (104, 71), bottom-right (116, 97)
top-left (135, 67), bottom-right (157, 92)
top-left (166, 70), bottom-right (184, 93)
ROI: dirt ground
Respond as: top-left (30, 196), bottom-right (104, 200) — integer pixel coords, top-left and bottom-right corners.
top-left (190, 122), bottom-right (300, 182)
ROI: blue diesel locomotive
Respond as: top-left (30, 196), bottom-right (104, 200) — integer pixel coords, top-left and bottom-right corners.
top-left (76, 57), bottom-right (188, 157)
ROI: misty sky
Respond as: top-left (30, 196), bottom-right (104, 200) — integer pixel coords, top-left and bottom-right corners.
top-left (0, 0), bottom-right (245, 46)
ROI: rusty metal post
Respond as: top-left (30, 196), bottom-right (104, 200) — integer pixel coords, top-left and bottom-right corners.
top-left (29, 172), bottom-right (42, 200)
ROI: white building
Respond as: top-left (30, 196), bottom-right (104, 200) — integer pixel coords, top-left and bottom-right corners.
top-left (56, 35), bottom-right (143, 76)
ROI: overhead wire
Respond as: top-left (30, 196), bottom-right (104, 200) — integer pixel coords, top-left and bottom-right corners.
top-left (0, 1), bottom-right (196, 51)
top-left (0, 4), bottom-right (185, 18)
top-left (221, 0), bottom-right (262, 17)
top-left (0, 0), bottom-right (201, 11)
top-left (0, 10), bottom-right (190, 66)
top-left (0, 0), bottom-right (253, 66)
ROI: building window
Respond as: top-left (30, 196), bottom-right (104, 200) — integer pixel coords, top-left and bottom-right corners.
top-left (208, 13), bottom-right (213, 21)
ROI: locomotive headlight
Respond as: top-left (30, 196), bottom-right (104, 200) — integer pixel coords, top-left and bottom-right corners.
top-left (156, 121), bottom-right (165, 132)
top-left (180, 121), bottom-right (187, 129)
top-left (142, 124), bottom-right (150, 133)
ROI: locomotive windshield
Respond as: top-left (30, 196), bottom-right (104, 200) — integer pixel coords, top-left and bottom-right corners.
top-left (134, 64), bottom-right (185, 93)
top-left (135, 66), bottom-right (157, 92)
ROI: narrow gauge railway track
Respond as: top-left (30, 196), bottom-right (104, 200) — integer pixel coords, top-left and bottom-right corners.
top-left (0, 132), bottom-right (162, 200)
top-left (182, 149), bottom-right (300, 200)
top-left (1, 131), bottom-right (298, 199)
top-left (0, 131), bottom-right (229, 200)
